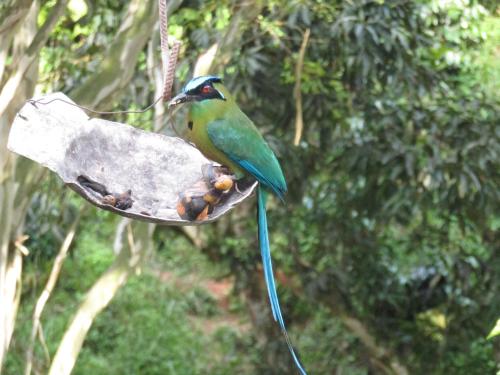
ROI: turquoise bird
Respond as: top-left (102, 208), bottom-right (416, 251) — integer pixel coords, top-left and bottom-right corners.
top-left (169, 76), bottom-right (307, 374)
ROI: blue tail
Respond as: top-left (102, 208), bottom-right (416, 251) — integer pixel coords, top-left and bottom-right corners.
top-left (257, 186), bottom-right (307, 375)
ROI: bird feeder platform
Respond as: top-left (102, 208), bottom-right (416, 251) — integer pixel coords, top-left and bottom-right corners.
top-left (8, 93), bottom-right (256, 225)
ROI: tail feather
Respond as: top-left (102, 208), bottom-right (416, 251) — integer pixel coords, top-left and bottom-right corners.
top-left (257, 186), bottom-right (307, 375)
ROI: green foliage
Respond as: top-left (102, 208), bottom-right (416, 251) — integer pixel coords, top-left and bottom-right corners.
top-left (6, 218), bottom-right (254, 375)
top-left (7, 0), bottom-right (500, 374)
top-left (73, 275), bottom-right (210, 375)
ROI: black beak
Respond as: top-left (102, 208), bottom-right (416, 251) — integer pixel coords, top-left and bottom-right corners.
top-left (168, 92), bottom-right (192, 108)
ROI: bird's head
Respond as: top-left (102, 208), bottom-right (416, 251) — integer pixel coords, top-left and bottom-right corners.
top-left (168, 75), bottom-right (228, 109)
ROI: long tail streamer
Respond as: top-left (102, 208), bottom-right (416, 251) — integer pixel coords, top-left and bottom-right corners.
top-left (257, 186), bottom-right (307, 375)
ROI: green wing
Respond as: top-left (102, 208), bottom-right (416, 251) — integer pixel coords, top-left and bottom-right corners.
top-left (207, 115), bottom-right (287, 198)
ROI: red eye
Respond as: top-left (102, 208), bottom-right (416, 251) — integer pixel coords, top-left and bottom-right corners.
top-left (201, 85), bottom-right (212, 94)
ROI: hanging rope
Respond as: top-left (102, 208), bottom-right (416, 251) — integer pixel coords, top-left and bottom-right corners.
top-left (163, 40), bottom-right (181, 101)
top-left (158, 0), bottom-right (181, 101)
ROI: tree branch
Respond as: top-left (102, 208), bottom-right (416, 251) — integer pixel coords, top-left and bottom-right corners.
top-left (26, 0), bottom-right (68, 57)
top-left (340, 314), bottom-right (409, 375)
top-left (48, 221), bottom-right (154, 375)
top-left (0, 0), bottom-right (32, 35)
top-left (70, 0), bottom-right (183, 108)
top-left (0, 3), bottom-right (40, 369)
top-left (24, 210), bottom-right (82, 375)
top-left (0, 0), bottom-right (68, 117)
top-left (293, 28), bottom-right (310, 146)
top-left (196, 0), bottom-right (263, 75)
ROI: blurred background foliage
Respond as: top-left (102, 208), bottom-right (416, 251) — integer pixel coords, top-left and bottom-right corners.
top-left (2, 0), bottom-right (500, 374)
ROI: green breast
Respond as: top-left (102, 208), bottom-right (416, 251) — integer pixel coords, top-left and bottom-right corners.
top-left (186, 83), bottom-right (286, 196)
top-left (187, 111), bottom-right (245, 177)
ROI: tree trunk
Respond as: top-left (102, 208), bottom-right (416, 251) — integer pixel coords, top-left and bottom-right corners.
top-left (0, 0), bottom-right (182, 370)
top-left (69, 0), bottom-right (183, 109)
top-left (47, 0), bottom-right (182, 371)
top-left (48, 221), bottom-right (154, 375)
top-left (0, 1), bottom-right (42, 369)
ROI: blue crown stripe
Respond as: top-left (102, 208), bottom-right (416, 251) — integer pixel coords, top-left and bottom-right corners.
top-left (183, 75), bottom-right (222, 93)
